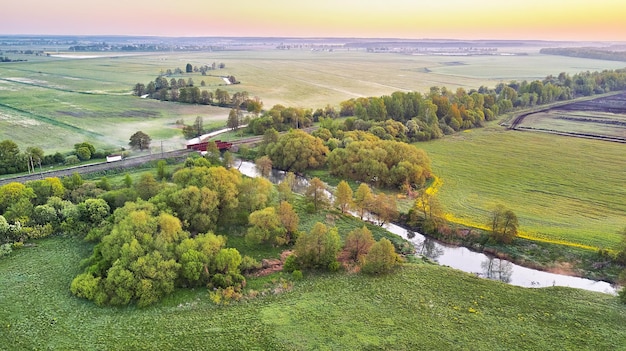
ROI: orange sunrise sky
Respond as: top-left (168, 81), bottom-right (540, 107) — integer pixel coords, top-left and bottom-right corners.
top-left (2, 0), bottom-right (625, 41)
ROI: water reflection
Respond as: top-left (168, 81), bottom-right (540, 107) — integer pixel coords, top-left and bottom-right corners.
top-left (414, 236), bottom-right (444, 262)
top-left (480, 257), bottom-right (513, 284)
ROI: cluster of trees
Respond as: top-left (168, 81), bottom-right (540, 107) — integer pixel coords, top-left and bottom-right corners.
top-left (134, 76), bottom-right (262, 112)
top-left (541, 48), bottom-right (626, 63)
top-left (327, 138), bottom-right (431, 189)
top-left (71, 201), bottom-right (246, 307)
top-left (244, 68), bottom-right (626, 144)
top-left (0, 140), bottom-right (107, 175)
top-left (258, 128), bottom-right (432, 190)
top-left (247, 105), bottom-right (315, 134)
top-left (285, 222), bottom-right (400, 275)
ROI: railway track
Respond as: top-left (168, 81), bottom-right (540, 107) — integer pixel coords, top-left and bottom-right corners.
top-left (0, 149), bottom-right (193, 186)
top-left (0, 127), bottom-right (319, 185)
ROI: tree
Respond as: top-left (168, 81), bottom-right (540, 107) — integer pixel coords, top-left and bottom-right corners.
top-left (0, 140), bottom-right (22, 174)
top-left (277, 201), bottom-right (299, 245)
top-left (135, 173), bottom-right (162, 201)
top-left (265, 129), bottom-right (329, 173)
top-left (489, 205), bottom-right (519, 244)
top-left (294, 222), bottom-right (341, 270)
top-left (353, 183), bottom-right (373, 220)
top-left (305, 177), bottom-right (329, 212)
top-left (129, 131), bottom-right (152, 151)
top-left (227, 109), bottom-right (240, 130)
top-left (133, 83), bottom-right (146, 96)
top-left (344, 226), bottom-right (375, 262)
top-left (255, 156), bottom-right (273, 177)
top-left (185, 63), bottom-right (193, 73)
top-left (222, 151), bottom-right (234, 169)
top-left (362, 238), bottom-right (399, 275)
top-left (25, 146), bottom-right (44, 173)
top-left (75, 146), bottom-right (92, 161)
top-left (334, 180), bottom-right (353, 214)
top-left (369, 193), bottom-right (398, 226)
top-left (245, 207), bottom-right (286, 246)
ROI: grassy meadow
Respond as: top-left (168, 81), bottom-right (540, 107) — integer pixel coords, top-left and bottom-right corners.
top-left (1, 236), bottom-right (624, 350)
top-left (418, 123), bottom-right (626, 250)
top-left (2, 48), bottom-right (625, 153)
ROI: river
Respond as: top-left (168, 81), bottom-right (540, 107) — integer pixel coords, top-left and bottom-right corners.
top-left (235, 160), bottom-right (617, 295)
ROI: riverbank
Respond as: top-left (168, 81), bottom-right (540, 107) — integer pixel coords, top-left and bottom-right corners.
top-left (234, 160), bottom-right (621, 292)
top-left (2, 236), bottom-right (625, 350)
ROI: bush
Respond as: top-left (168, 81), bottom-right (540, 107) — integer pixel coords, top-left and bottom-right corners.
top-left (240, 256), bottom-right (262, 274)
top-left (328, 261), bottom-right (340, 272)
top-left (65, 155), bottom-right (80, 165)
top-left (24, 223), bottom-right (54, 239)
top-left (292, 270), bottom-right (303, 281)
top-left (0, 243), bottom-right (12, 257)
top-left (283, 254), bottom-right (299, 273)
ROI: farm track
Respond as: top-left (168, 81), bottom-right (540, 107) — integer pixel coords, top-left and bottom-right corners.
top-left (507, 91), bottom-right (626, 143)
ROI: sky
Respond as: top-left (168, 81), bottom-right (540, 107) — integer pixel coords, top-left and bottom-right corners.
top-left (3, 0), bottom-right (625, 41)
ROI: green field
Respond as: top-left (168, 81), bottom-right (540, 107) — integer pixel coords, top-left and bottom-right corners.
top-left (1, 49), bottom-right (625, 152)
top-left (1, 237), bottom-right (624, 350)
top-left (418, 124), bottom-right (626, 249)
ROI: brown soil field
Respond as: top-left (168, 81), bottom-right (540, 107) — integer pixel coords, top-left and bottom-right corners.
top-left (510, 93), bottom-right (626, 142)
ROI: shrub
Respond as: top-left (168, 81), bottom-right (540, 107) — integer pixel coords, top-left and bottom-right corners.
top-left (292, 270), bottom-right (303, 280)
top-left (240, 255), bottom-right (262, 274)
top-left (64, 155), bottom-right (80, 165)
top-left (283, 254), bottom-right (299, 273)
top-left (0, 243), bottom-right (12, 257)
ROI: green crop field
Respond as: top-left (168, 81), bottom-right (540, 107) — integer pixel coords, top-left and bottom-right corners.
top-left (1, 237), bottom-right (624, 350)
top-left (418, 124), bottom-right (626, 250)
top-left (1, 48), bottom-right (625, 152)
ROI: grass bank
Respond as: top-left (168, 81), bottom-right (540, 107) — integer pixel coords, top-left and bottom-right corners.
top-left (1, 237), bottom-right (625, 350)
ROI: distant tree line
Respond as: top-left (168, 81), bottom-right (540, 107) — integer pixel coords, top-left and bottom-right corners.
top-left (541, 48), bottom-right (626, 62)
top-left (0, 56), bottom-right (27, 63)
top-left (246, 68), bottom-right (626, 143)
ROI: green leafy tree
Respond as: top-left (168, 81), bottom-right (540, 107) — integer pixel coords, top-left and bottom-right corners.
top-left (353, 183), bottom-right (373, 220)
top-left (276, 201), bottom-right (299, 245)
top-left (75, 146), bottom-right (92, 161)
top-left (245, 207), bottom-right (286, 246)
top-left (305, 177), bottom-right (329, 212)
top-left (294, 222), bottom-right (341, 270)
top-left (489, 205), bottom-right (519, 244)
top-left (129, 131), bottom-right (152, 151)
top-left (334, 180), bottom-right (353, 214)
top-left (135, 173), bottom-right (162, 201)
top-left (265, 129), bottom-right (329, 173)
top-left (362, 238), bottom-right (399, 275)
top-left (227, 109), bottom-right (240, 130)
